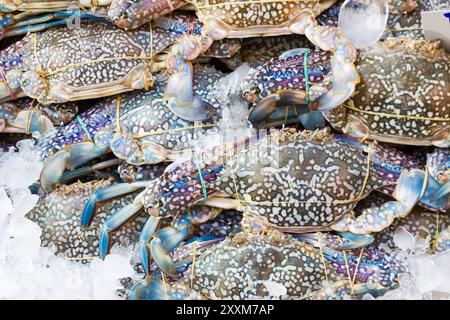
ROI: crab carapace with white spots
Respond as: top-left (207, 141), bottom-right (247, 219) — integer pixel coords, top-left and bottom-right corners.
top-left (0, 13), bottom-right (239, 104)
top-left (242, 47), bottom-right (332, 129)
top-left (82, 128), bottom-right (449, 276)
top-left (324, 37), bottom-right (449, 147)
top-left (127, 229), bottom-right (409, 299)
top-left (26, 179), bottom-right (146, 261)
top-left (0, 97), bottom-right (78, 134)
top-left (38, 64), bottom-right (230, 192)
top-left (219, 35), bottom-right (314, 70)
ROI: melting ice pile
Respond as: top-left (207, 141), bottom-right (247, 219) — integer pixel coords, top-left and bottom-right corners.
top-left (371, 228), bottom-right (450, 300)
top-left (0, 140), bottom-right (134, 299)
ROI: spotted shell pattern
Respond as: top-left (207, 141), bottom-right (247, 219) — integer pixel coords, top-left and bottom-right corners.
top-left (26, 180), bottom-right (146, 260)
top-left (326, 38), bottom-right (449, 146)
top-left (195, 0), bottom-right (330, 28)
top-left (179, 231), bottom-right (328, 299)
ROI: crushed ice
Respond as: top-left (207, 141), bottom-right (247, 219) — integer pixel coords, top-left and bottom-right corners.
top-left (0, 139), bottom-right (134, 299)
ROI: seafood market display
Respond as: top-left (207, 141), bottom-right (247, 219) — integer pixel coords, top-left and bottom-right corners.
top-left (0, 0), bottom-right (448, 300)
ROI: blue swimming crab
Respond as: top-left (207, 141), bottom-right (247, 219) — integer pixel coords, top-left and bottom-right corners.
top-left (127, 229), bottom-right (409, 299)
top-left (325, 37), bottom-right (449, 147)
top-left (26, 179), bottom-right (146, 260)
top-left (0, 13), bottom-right (238, 104)
top-left (81, 129), bottom-right (449, 276)
top-left (112, 0), bottom-right (359, 119)
top-left (0, 98), bottom-right (78, 134)
top-left (38, 64), bottom-right (229, 192)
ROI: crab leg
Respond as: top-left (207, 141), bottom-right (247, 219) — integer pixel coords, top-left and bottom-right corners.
top-left (335, 169), bottom-right (448, 234)
top-left (98, 191), bottom-right (145, 259)
top-left (81, 181), bottom-right (149, 225)
top-left (148, 213), bottom-right (191, 277)
top-left (2, 11), bottom-right (110, 38)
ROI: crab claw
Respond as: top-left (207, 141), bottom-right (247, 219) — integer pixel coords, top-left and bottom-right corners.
top-left (110, 132), bottom-right (170, 165)
top-left (248, 91), bottom-right (309, 128)
top-left (40, 141), bottom-right (106, 192)
top-left (5, 109), bottom-right (54, 134)
top-left (128, 277), bottom-right (169, 300)
top-left (147, 213), bottom-right (191, 277)
top-left (431, 181), bottom-right (450, 202)
top-left (81, 181), bottom-right (148, 226)
top-left (128, 277), bottom-right (199, 300)
top-left (98, 194), bottom-right (145, 259)
top-left (138, 216), bottom-right (162, 274)
top-left (316, 51), bottom-right (360, 112)
top-left (347, 169), bottom-right (426, 234)
top-left (165, 60), bottom-right (214, 121)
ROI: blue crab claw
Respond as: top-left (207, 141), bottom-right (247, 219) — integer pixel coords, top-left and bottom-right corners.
top-left (248, 90), bottom-right (309, 128)
top-left (128, 277), bottom-right (197, 300)
top-left (165, 61), bottom-right (214, 121)
top-left (40, 150), bottom-right (70, 193)
top-left (148, 213), bottom-right (191, 277)
top-left (40, 141), bottom-right (106, 193)
top-left (128, 277), bottom-right (168, 300)
top-left (298, 110), bottom-right (326, 130)
top-left (137, 216), bottom-right (162, 274)
top-left (99, 197), bottom-right (145, 259)
top-left (316, 53), bottom-right (360, 112)
top-left (81, 181), bottom-right (148, 226)
top-left (348, 169), bottom-right (426, 234)
top-left (431, 181), bottom-right (450, 203)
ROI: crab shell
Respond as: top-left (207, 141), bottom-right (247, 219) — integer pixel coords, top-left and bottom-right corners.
top-left (0, 20), bottom-right (168, 104)
top-left (178, 230), bottom-right (329, 299)
top-left (0, 13), bottom-right (237, 104)
top-left (141, 130), bottom-right (423, 232)
top-left (193, 0), bottom-right (337, 38)
top-left (108, 0), bottom-right (338, 34)
top-left (324, 38), bottom-right (449, 147)
top-left (38, 64), bottom-right (226, 165)
top-left (26, 179), bottom-right (146, 260)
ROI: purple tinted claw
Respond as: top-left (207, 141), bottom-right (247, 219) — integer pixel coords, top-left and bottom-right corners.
top-left (147, 213), bottom-right (191, 277)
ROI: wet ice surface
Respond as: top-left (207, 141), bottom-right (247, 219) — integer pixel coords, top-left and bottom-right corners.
top-left (0, 140), bottom-right (135, 299)
top-left (338, 0), bottom-right (389, 49)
